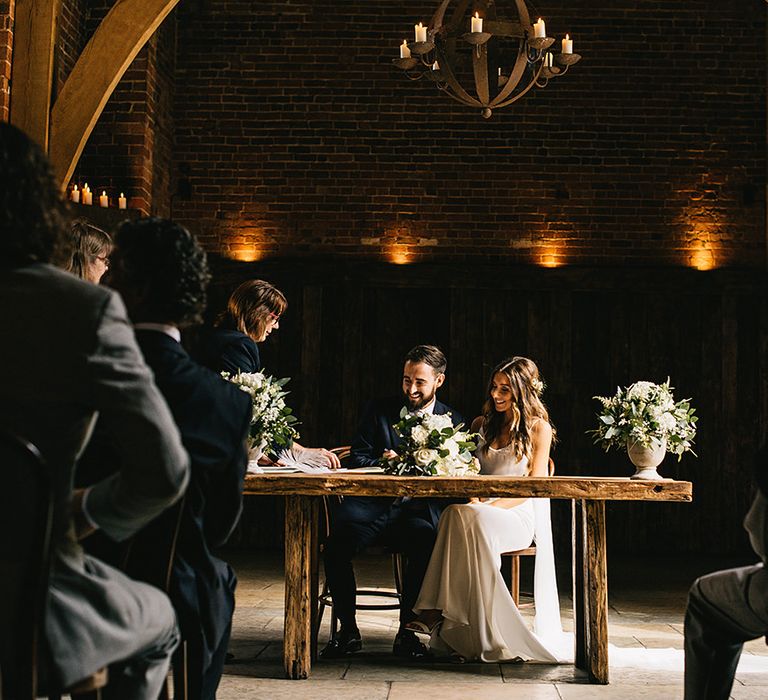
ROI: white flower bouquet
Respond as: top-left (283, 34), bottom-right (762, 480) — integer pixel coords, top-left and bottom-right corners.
top-left (222, 370), bottom-right (299, 457)
top-left (589, 379), bottom-right (697, 460)
top-left (379, 408), bottom-right (480, 476)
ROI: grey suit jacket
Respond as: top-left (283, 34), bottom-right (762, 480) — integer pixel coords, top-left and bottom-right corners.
top-left (0, 263), bottom-right (189, 684)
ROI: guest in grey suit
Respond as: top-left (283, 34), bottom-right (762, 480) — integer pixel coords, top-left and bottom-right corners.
top-left (0, 123), bottom-right (190, 698)
top-left (684, 451), bottom-right (768, 699)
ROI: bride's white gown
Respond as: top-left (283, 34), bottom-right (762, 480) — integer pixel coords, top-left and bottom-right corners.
top-left (414, 441), bottom-right (571, 662)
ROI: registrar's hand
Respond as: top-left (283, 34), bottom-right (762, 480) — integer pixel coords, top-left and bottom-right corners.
top-left (382, 449), bottom-right (398, 460)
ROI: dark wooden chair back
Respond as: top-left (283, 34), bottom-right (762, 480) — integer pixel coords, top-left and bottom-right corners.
top-left (0, 429), bottom-right (54, 699)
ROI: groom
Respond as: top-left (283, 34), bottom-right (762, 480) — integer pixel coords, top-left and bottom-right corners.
top-left (321, 345), bottom-right (464, 659)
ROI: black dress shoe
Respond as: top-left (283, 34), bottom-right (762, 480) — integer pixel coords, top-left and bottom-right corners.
top-left (392, 629), bottom-right (430, 659)
top-left (320, 629), bottom-right (363, 658)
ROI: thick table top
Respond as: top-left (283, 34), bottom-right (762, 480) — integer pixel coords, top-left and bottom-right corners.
top-left (243, 472), bottom-right (693, 502)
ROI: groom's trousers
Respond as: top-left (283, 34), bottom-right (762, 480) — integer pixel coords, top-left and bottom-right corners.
top-left (323, 499), bottom-right (438, 630)
top-left (684, 563), bottom-right (768, 700)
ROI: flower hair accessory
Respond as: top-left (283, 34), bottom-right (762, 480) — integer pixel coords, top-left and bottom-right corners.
top-left (531, 377), bottom-right (545, 395)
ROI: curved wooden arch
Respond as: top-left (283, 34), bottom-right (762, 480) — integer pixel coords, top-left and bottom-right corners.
top-left (49, 0), bottom-right (180, 189)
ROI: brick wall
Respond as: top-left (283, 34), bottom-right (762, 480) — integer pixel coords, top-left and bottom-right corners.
top-left (168, 0), bottom-right (766, 267)
top-left (0, 0), bottom-right (13, 122)
top-left (66, 2), bottom-right (176, 215)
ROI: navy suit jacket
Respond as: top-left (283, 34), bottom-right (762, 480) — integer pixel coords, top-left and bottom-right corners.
top-left (337, 396), bottom-right (464, 526)
top-left (125, 331), bottom-right (252, 667)
top-left (197, 327), bottom-right (261, 375)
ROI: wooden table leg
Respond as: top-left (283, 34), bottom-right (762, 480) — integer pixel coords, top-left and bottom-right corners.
top-left (283, 494), bottom-right (319, 679)
top-left (583, 500), bottom-right (609, 684)
top-left (572, 499), bottom-right (587, 671)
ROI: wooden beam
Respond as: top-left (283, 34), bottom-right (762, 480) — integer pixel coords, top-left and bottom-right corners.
top-left (48, 0), bottom-right (180, 189)
top-left (9, 0), bottom-right (58, 148)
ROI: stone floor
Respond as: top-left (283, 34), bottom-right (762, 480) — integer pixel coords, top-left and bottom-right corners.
top-left (216, 550), bottom-right (768, 700)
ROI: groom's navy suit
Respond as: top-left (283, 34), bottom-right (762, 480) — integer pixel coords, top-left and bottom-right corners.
top-left (325, 396), bottom-right (463, 629)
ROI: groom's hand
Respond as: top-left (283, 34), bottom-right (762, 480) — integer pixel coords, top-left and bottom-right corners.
top-left (382, 449), bottom-right (398, 460)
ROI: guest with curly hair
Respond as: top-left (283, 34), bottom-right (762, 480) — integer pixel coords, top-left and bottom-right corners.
top-left (65, 219), bottom-right (112, 283)
top-left (100, 217), bottom-right (252, 699)
top-left (0, 123), bottom-right (188, 698)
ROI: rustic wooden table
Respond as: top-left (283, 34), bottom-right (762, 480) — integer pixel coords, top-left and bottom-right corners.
top-left (243, 473), bottom-right (693, 683)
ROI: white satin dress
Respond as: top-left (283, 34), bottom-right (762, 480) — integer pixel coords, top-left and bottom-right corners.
top-left (414, 439), bottom-right (570, 662)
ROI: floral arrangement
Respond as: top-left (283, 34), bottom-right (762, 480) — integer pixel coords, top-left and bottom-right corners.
top-left (589, 379), bottom-right (697, 460)
top-left (379, 408), bottom-right (480, 476)
top-left (221, 370), bottom-right (299, 457)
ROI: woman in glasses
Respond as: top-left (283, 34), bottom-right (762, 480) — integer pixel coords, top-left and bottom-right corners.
top-left (198, 278), bottom-right (340, 468)
top-left (198, 279), bottom-right (286, 375)
top-left (66, 219), bottom-right (112, 283)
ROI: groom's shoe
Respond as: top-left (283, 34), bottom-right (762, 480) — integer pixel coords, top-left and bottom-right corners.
top-left (393, 629), bottom-right (430, 659)
top-left (320, 628), bottom-right (363, 659)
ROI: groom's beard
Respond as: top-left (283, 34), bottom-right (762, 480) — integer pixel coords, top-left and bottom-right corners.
top-left (405, 388), bottom-right (436, 411)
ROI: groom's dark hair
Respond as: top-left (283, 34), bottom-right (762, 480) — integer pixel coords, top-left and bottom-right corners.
top-left (404, 345), bottom-right (447, 375)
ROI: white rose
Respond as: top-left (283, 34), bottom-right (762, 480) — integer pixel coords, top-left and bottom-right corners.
top-left (414, 448), bottom-right (438, 467)
top-left (444, 439), bottom-right (460, 458)
top-left (424, 413), bottom-right (452, 432)
top-left (411, 425), bottom-right (429, 445)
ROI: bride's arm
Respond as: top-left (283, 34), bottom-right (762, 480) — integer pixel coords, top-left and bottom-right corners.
top-left (489, 420), bottom-right (553, 509)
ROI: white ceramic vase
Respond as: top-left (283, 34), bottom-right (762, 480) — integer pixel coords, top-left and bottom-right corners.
top-left (627, 438), bottom-right (667, 480)
top-left (247, 438), bottom-right (267, 473)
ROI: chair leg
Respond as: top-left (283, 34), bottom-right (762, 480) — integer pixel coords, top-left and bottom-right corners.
top-left (510, 555), bottom-right (520, 607)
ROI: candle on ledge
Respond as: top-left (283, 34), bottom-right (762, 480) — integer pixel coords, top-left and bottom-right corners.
top-left (118, 192), bottom-right (127, 210)
top-left (99, 191), bottom-right (108, 208)
top-left (400, 40), bottom-right (411, 59)
top-left (70, 184), bottom-right (80, 204)
top-left (562, 33), bottom-right (573, 54)
top-left (414, 22), bottom-right (427, 43)
top-left (471, 12), bottom-right (482, 33)
top-left (533, 17), bottom-right (546, 38)
top-left (82, 184), bottom-right (92, 206)
top-left (432, 60), bottom-right (440, 70)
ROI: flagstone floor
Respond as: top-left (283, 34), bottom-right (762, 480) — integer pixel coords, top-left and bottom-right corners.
top-left (216, 550), bottom-right (768, 700)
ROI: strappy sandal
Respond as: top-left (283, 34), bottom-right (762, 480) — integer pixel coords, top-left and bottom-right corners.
top-left (404, 618), bottom-right (441, 636)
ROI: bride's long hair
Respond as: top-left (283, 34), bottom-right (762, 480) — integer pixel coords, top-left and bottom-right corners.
top-left (480, 356), bottom-right (556, 470)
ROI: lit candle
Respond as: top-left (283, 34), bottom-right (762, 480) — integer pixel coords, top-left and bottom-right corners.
top-left (414, 22), bottom-right (427, 43)
top-left (432, 60), bottom-right (440, 70)
top-left (99, 191), bottom-right (109, 208)
top-left (118, 192), bottom-right (127, 210)
top-left (561, 33), bottom-right (573, 54)
top-left (471, 12), bottom-right (482, 33)
top-left (544, 52), bottom-right (553, 68)
top-left (400, 40), bottom-right (411, 59)
top-left (533, 18), bottom-right (546, 38)
top-left (70, 184), bottom-right (80, 204)
top-left (82, 184), bottom-right (92, 206)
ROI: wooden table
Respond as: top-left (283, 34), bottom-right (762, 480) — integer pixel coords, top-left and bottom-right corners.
top-left (243, 473), bottom-right (692, 683)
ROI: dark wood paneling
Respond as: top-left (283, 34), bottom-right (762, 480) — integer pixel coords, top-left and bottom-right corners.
top-left (207, 258), bottom-right (767, 554)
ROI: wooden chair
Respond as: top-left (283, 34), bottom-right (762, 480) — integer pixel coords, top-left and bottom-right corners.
top-left (501, 457), bottom-right (555, 607)
top-left (316, 446), bottom-right (404, 641)
top-left (0, 428), bottom-right (107, 700)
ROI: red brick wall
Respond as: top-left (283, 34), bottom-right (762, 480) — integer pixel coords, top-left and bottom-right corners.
top-left (0, 0), bottom-right (14, 122)
top-left (168, 0), bottom-right (766, 267)
top-left (66, 2), bottom-right (176, 215)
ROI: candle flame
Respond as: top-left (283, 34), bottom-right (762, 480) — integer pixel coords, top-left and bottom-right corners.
top-left (102, 191), bottom-right (106, 196)
top-left (474, 12), bottom-right (479, 18)
top-left (565, 33), bottom-right (570, 40)
top-left (120, 192), bottom-right (125, 197)
top-left (73, 185), bottom-right (78, 191)
top-left (402, 39), bottom-right (407, 45)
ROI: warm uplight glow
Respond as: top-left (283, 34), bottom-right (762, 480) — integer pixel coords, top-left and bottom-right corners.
top-left (537, 245), bottom-right (564, 268)
top-left (388, 246), bottom-right (412, 265)
top-left (229, 247), bottom-right (262, 262)
top-left (690, 247), bottom-right (716, 271)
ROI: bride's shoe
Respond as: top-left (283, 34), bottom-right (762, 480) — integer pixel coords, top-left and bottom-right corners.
top-left (404, 618), bottom-right (442, 636)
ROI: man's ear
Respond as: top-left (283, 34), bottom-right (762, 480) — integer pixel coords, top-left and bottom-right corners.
top-left (435, 372), bottom-right (445, 389)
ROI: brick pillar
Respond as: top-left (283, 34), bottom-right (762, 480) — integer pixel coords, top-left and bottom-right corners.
top-left (0, 0), bottom-right (14, 122)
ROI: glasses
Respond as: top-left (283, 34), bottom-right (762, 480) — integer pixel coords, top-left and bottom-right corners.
top-left (267, 310), bottom-right (281, 321)
top-left (94, 255), bottom-right (110, 269)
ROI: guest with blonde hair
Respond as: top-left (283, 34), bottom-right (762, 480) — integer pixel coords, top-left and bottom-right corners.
top-left (66, 219), bottom-right (112, 283)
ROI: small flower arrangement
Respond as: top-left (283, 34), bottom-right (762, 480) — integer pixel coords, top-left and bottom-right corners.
top-left (589, 379), bottom-right (698, 460)
top-left (379, 408), bottom-right (481, 476)
top-left (222, 370), bottom-right (299, 457)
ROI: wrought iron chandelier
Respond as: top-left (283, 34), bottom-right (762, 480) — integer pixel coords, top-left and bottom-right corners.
top-left (393, 0), bottom-right (580, 118)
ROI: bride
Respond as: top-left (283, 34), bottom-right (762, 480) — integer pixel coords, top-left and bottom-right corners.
top-left (407, 356), bottom-right (569, 663)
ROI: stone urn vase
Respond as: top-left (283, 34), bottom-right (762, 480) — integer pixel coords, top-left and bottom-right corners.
top-left (627, 438), bottom-right (667, 480)
top-left (247, 438), bottom-right (267, 473)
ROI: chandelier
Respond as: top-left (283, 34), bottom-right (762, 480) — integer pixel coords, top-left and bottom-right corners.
top-left (393, 0), bottom-right (580, 118)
